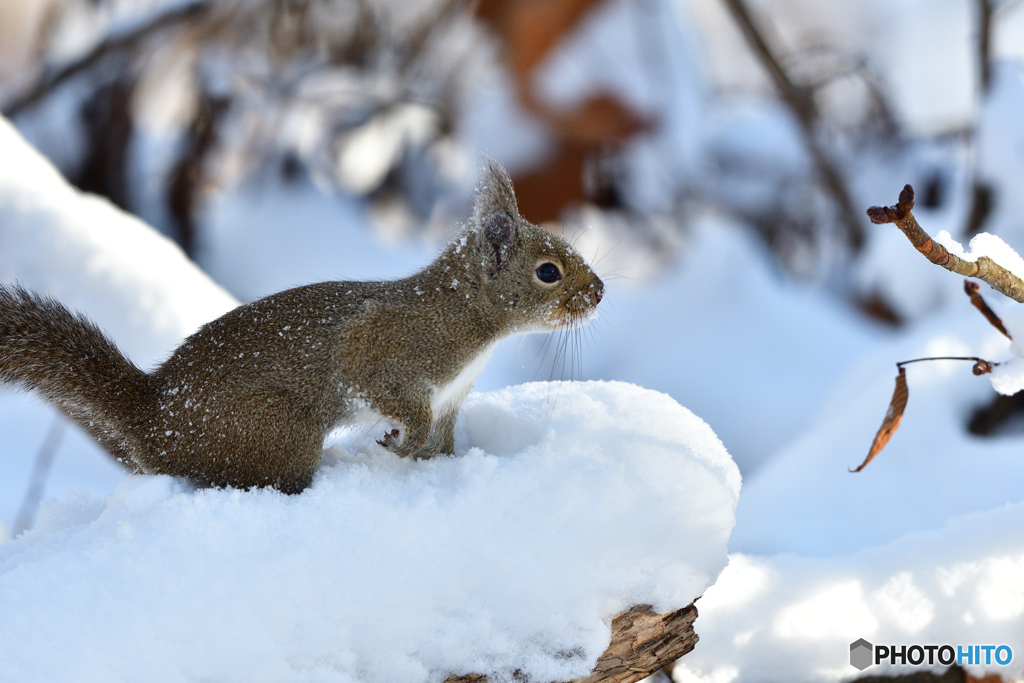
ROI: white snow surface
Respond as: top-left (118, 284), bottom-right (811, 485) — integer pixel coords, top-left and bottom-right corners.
top-left (683, 295), bottom-right (1024, 682)
top-left (0, 381), bottom-right (740, 683)
top-left (988, 301), bottom-right (1024, 396)
top-left (730, 308), bottom-right (1015, 558)
top-left (678, 515), bottom-right (1024, 683)
top-left (932, 229), bottom-right (1024, 281)
top-left (0, 115), bottom-right (238, 366)
top-left (0, 115), bottom-right (240, 526)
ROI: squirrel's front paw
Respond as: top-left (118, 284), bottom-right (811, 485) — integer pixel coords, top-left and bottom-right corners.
top-left (376, 428), bottom-right (401, 452)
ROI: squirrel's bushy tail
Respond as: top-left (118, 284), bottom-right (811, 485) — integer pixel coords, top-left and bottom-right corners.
top-left (0, 285), bottom-right (155, 466)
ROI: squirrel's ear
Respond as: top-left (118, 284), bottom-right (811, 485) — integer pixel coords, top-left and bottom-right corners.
top-left (473, 157), bottom-right (519, 278)
top-left (476, 210), bottom-right (516, 279)
top-left (473, 156), bottom-right (519, 222)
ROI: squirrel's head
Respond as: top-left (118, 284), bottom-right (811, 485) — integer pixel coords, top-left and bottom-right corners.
top-left (462, 158), bottom-right (604, 333)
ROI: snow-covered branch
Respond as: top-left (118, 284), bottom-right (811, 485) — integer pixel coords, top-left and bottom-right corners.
top-left (868, 184), bottom-right (1024, 303)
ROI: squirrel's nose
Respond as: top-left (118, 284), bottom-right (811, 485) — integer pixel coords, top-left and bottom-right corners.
top-left (589, 279), bottom-right (604, 307)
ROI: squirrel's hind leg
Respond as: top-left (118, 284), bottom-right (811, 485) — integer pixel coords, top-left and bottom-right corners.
top-left (238, 396), bottom-right (323, 494)
top-left (169, 388), bottom-right (323, 494)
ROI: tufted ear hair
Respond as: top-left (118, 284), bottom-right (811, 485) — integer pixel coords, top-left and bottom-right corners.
top-left (473, 156), bottom-right (519, 222)
top-left (473, 157), bottom-right (519, 278)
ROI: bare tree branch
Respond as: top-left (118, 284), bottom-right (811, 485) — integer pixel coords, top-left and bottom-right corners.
top-left (977, 0), bottom-right (995, 94)
top-left (11, 415), bottom-right (66, 537)
top-left (2, 1), bottom-right (211, 118)
top-left (964, 0), bottom-right (997, 237)
top-left (719, 0), bottom-right (865, 251)
top-left (868, 185), bottom-right (1024, 303)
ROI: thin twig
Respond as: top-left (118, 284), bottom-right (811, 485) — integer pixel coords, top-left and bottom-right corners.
top-left (719, 0), bottom-right (865, 251)
top-left (896, 356), bottom-right (989, 367)
top-left (868, 185), bottom-right (1024, 303)
top-left (977, 0), bottom-right (995, 94)
top-left (11, 415), bottom-right (66, 537)
top-left (2, 1), bottom-right (211, 118)
top-left (964, 279), bottom-right (1010, 337)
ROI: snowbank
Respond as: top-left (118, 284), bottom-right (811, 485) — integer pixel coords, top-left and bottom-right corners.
top-left (0, 114), bottom-right (239, 527)
top-left (677, 505), bottom-right (1024, 683)
top-left (685, 298), bottom-right (1024, 682)
top-left (731, 305), bottom-right (1016, 557)
top-left (0, 115), bottom-right (237, 366)
top-left (0, 381), bottom-right (739, 683)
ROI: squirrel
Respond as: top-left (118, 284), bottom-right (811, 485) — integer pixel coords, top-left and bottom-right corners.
top-left (0, 160), bottom-right (604, 494)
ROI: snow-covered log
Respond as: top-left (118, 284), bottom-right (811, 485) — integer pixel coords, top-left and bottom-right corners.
top-left (447, 603), bottom-right (699, 683)
top-left (0, 382), bottom-right (737, 682)
top-left (575, 604), bottom-right (698, 683)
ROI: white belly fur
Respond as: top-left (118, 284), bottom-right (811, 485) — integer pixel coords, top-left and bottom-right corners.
top-left (430, 343), bottom-right (495, 415)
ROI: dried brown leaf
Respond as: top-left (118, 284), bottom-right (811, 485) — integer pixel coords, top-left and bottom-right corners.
top-left (851, 366), bottom-right (908, 473)
top-left (964, 280), bottom-right (1011, 339)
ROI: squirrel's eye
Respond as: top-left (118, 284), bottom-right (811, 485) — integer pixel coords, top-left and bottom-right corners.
top-left (535, 262), bottom-right (562, 284)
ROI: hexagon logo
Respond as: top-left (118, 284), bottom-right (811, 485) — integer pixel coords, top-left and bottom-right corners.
top-left (850, 638), bottom-right (874, 671)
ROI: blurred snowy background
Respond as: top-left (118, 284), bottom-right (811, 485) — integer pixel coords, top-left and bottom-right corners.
top-left (2, 0), bottom-right (1024, 681)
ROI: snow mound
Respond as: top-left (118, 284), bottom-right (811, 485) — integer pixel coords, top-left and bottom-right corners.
top-left (691, 300), bottom-right (1024, 682)
top-left (0, 113), bottom-right (240, 527)
top-left (0, 381), bottom-right (739, 683)
top-left (0, 115), bottom-right (237, 367)
top-left (678, 503), bottom-right (1024, 683)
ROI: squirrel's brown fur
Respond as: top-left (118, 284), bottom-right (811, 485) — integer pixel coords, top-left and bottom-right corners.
top-left (0, 160), bottom-right (604, 493)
